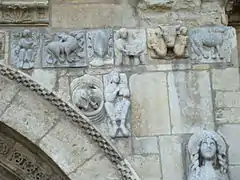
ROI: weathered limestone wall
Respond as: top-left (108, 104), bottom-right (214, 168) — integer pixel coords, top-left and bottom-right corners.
top-left (0, 0), bottom-right (240, 180)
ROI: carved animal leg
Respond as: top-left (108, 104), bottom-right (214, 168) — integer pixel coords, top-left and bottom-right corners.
top-left (191, 39), bottom-right (208, 59)
top-left (110, 120), bottom-right (119, 138)
top-left (124, 56), bottom-right (130, 65)
top-left (216, 45), bottom-right (224, 59)
top-left (19, 49), bottom-right (26, 68)
top-left (139, 54), bottom-right (145, 65)
top-left (26, 49), bottom-right (33, 62)
top-left (133, 57), bottom-right (140, 65)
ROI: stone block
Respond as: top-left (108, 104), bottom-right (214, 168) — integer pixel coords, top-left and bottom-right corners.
top-left (86, 29), bottom-right (114, 67)
top-left (0, 31), bottom-right (8, 63)
top-left (39, 119), bottom-right (99, 174)
top-left (133, 137), bottom-right (159, 154)
top-left (57, 75), bottom-right (70, 102)
top-left (41, 30), bottom-right (87, 68)
top-left (68, 152), bottom-right (120, 180)
top-left (127, 155), bottom-right (162, 180)
top-left (215, 92), bottom-right (240, 108)
top-left (52, 4), bottom-right (122, 28)
top-left (138, 0), bottom-right (201, 11)
top-left (0, 77), bottom-right (19, 115)
top-left (216, 108), bottom-right (240, 124)
top-left (10, 29), bottom-right (41, 69)
top-left (212, 68), bottom-right (240, 90)
top-left (31, 69), bottom-right (57, 91)
top-left (168, 71), bottom-right (214, 134)
top-left (188, 26), bottom-right (237, 64)
top-left (159, 136), bottom-right (185, 180)
top-left (229, 166), bottom-right (240, 180)
top-left (1, 90), bottom-right (58, 143)
top-left (110, 138), bottom-right (132, 156)
top-left (114, 28), bottom-right (147, 66)
top-left (129, 72), bottom-right (171, 136)
top-left (218, 124), bottom-right (240, 165)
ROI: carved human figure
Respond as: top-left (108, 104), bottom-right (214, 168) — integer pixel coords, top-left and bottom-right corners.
top-left (104, 71), bottom-right (130, 138)
top-left (174, 26), bottom-right (188, 58)
top-left (115, 28), bottom-right (145, 66)
top-left (189, 26), bottom-right (233, 61)
top-left (15, 29), bottom-right (35, 69)
top-left (147, 28), bottom-right (167, 59)
top-left (188, 130), bottom-right (229, 180)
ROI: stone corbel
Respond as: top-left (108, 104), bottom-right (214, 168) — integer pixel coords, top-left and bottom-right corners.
top-left (0, 0), bottom-right (49, 25)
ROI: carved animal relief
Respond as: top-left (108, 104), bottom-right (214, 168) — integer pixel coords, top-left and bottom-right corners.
top-left (187, 130), bottom-right (229, 180)
top-left (103, 71), bottom-right (131, 138)
top-left (189, 25), bottom-right (237, 63)
top-left (87, 29), bottom-right (114, 67)
top-left (42, 31), bottom-right (87, 67)
top-left (147, 25), bottom-right (188, 59)
top-left (70, 75), bottom-right (106, 124)
top-left (11, 29), bottom-right (40, 69)
top-left (0, 0), bottom-right (49, 25)
top-left (114, 28), bottom-right (146, 66)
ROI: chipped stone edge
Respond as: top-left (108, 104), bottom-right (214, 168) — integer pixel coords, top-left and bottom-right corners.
top-left (0, 62), bottom-right (141, 180)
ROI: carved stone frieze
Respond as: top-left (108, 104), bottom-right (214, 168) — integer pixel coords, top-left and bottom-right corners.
top-left (41, 30), bottom-right (87, 68)
top-left (189, 25), bottom-right (237, 63)
top-left (114, 28), bottom-right (147, 66)
top-left (87, 29), bottom-right (114, 67)
top-left (147, 25), bottom-right (188, 60)
top-left (103, 71), bottom-right (131, 138)
top-left (0, 0), bottom-right (49, 25)
top-left (0, 131), bottom-right (68, 180)
top-left (11, 29), bottom-right (40, 69)
top-left (70, 74), bottom-right (106, 124)
top-left (187, 130), bottom-right (229, 180)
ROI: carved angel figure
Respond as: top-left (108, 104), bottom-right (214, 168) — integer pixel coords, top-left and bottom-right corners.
top-left (104, 71), bottom-right (130, 138)
top-left (188, 130), bottom-right (229, 180)
top-left (115, 28), bottom-right (145, 66)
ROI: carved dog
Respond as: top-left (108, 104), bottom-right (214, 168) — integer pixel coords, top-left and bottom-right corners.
top-left (190, 26), bottom-right (232, 59)
top-left (46, 34), bottom-right (78, 63)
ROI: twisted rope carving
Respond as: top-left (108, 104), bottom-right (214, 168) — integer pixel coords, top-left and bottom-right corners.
top-left (0, 64), bottom-right (140, 180)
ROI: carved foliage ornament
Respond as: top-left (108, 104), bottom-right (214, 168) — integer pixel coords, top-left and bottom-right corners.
top-left (0, 1), bottom-right (49, 25)
top-left (188, 130), bottom-right (229, 180)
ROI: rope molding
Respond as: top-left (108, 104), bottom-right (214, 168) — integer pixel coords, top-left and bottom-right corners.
top-left (0, 63), bottom-right (140, 180)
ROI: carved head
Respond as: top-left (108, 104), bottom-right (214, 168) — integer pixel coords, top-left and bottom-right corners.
top-left (159, 25), bottom-right (178, 48)
top-left (118, 28), bottom-right (128, 39)
top-left (110, 71), bottom-right (120, 84)
top-left (177, 27), bottom-right (188, 36)
top-left (188, 130), bottom-right (228, 174)
top-left (22, 29), bottom-right (31, 37)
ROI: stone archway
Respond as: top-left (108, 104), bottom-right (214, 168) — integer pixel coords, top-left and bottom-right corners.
top-left (0, 122), bottom-right (69, 180)
top-left (0, 63), bottom-right (140, 180)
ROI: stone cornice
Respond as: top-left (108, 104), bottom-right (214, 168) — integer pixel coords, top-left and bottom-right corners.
top-left (0, 1), bottom-right (48, 8)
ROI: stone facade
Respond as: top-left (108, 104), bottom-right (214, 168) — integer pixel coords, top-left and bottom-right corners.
top-left (0, 0), bottom-right (240, 180)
